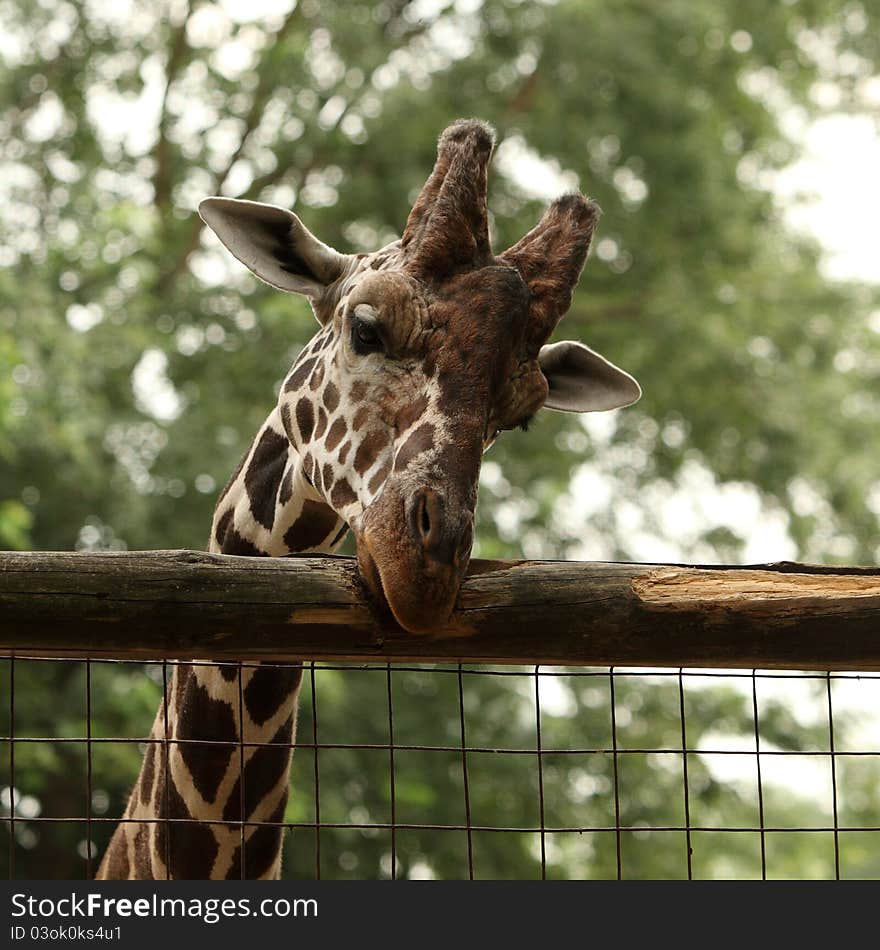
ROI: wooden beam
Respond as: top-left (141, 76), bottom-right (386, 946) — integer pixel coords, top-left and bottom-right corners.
top-left (1, 550), bottom-right (879, 669)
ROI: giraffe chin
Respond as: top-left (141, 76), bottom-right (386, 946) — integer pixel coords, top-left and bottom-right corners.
top-left (356, 537), bottom-right (464, 636)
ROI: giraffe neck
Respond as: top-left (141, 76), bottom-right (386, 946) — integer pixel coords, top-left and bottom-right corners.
top-left (97, 407), bottom-right (347, 879)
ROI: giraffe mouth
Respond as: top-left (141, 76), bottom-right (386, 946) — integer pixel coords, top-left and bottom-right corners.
top-left (355, 528), bottom-right (465, 636)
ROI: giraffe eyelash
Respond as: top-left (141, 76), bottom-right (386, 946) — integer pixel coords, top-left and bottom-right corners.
top-left (487, 413), bottom-right (534, 442)
top-left (350, 307), bottom-right (385, 356)
top-left (505, 414), bottom-right (535, 433)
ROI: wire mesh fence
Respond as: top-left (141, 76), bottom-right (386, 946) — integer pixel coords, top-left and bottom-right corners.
top-left (3, 656), bottom-right (880, 879)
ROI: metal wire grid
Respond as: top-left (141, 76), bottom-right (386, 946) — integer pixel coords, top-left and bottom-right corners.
top-left (3, 657), bottom-right (880, 880)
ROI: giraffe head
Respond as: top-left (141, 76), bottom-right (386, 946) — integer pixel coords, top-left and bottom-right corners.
top-left (200, 120), bottom-right (640, 634)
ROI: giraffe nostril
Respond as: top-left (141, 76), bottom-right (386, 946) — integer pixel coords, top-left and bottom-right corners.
top-left (410, 489), bottom-right (471, 567)
top-left (412, 488), bottom-right (443, 552)
top-left (420, 495), bottom-right (432, 540)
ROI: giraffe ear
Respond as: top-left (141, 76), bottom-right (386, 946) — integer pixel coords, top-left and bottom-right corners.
top-left (539, 341), bottom-right (641, 412)
top-left (199, 197), bottom-right (348, 307)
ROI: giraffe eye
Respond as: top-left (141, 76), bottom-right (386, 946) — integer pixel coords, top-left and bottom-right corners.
top-left (351, 311), bottom-right (384, 355)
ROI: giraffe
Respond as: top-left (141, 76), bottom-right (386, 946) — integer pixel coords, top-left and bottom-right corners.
top-left (96, 119), bottom-right (640, 879)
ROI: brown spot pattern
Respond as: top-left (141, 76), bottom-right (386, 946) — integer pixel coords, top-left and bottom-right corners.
top-left (330, 524), bottom-right (349, 548)
top-left (394, 421), bottom-right (435, 472)
top-left (284, 499), bottom-right (341, 551)
top-left (221, 528), bottom-right (264, 557)
top-left (280, 403), bottom-right (294, 442)
top-left (314, 406), bottom-right (328, 440)
top-left (99, 830), bottom-right (130, 879)
top-left (325, 417), bottom-right (347, 451)
top-left (323, 381), bottom-right (340, 412)
top-left (295, 398), bottom-right (314, 444)
top-left (283, 356), bottom-right (316, 393)
top-left (309, 362), bottom-right (325, 391)
top-left (225, 800), bottom-right (287, 880)
top-left (223, 716), bottom-right (294, 822)
top-left (330, 478), bottom-right (357, 509)
top-left (244, 666), bottom-right (303, 727)
top-left (244, 427), bottom-right (288, 530)
top-left (395, 394), bottom-right (429, 433)
top-left (278, 465), bottom-right (294, 505)
top-left (218, 664), bottom-right (239, 683)
top-left (352, 406), bottom-right (369, 430)
top-left (175, 664), bottom-right (195, 699)
top-left (214, 508), bottom-right (233, 549)
top-left (140, 742), bottom-right (157, 804)
top-left (156, 776), bottom-right (220, 879)
top-left (178, 678), bottom-right (237, 803)
top-left (354, 429), bottom-right (386, 475)
top-left (368, 460), bottom-right (391, 495)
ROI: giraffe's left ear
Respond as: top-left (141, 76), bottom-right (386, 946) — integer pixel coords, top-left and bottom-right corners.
top-left (539, 340), bottom-right (641, 412)
top-left (199, 198), bottom-right (348, 314)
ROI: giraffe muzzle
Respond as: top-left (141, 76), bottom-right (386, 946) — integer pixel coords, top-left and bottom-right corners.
top-left (356, 484), bottom-right (475, 635)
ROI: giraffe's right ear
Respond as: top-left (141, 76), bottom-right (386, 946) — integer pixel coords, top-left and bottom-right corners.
top-left (199, 198), bottom-right (348, 309)
top-left (539, 340), bottom-right (641, 412)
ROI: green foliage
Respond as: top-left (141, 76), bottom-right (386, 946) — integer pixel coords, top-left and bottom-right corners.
top-left (1, 0), bottom-right (879, 879)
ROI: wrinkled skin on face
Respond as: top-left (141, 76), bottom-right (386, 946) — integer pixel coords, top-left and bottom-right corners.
top-left (200, 120), bottom-right (641, 634)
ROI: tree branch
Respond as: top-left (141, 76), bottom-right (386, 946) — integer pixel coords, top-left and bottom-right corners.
top-left (153, 2), bottom-right (194, 212)
top-left (211, 4), bottom-right (304, 195)
top-left (153, 4), bottom-right (304, 291)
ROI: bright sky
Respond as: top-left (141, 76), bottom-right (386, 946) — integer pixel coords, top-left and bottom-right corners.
top-left (776, 112), bottom-right (880, 284)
